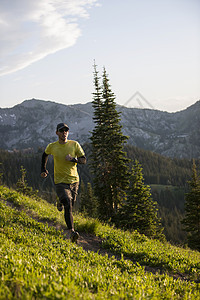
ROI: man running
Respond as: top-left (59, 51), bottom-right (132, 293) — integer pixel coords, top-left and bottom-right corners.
top-left (41, 122), bottom-right (86, 243)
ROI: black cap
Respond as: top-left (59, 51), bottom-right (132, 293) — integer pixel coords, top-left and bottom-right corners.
top-left (56, 123), bottom-right (69, 131)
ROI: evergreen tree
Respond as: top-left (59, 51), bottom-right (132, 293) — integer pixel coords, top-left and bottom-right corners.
top-left (119, 160), bottom-right (164, 240)
top-left (79, 181), bottom-right (87, 214)
top-left (89, 62), bottom-right (104, 189)
top-left (89, 63), bottom-right (106, 218)
top-left (91, 61), bottom-right (104, 127)
top-left (90, 64), bottom-right (130, 220)
top-left (16, 166), bottom-right (38, 199)
top-left (86, 182), bottom-right (98, 218)
top-left (80, 182), bottom-right (98, 218)
top-left (182, 160), bottom-right (200, 251)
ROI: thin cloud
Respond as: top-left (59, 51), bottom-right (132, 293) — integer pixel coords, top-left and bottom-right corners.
top-left (0, 0), bottom-right (98, 76)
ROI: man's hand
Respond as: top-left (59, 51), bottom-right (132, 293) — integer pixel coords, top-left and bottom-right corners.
top-left (65, 154), bottom-right (86, 164)
top-left (65, 154), bottom-right (73, 161)
top-left (41, 170), bottom-right (48, 178)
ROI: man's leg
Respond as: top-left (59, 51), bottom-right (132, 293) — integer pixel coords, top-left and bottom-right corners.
top-left (55, 183), bottom-right (74, 230)
top-left (55, 183), bottom-right (79, 242)
top-left (56, 199), bottom-right (63, 212)
top-left (70, 182), bottom-right (79, 207)
top-left (69, 183), bottom-right (79, 242)
top-left (63, 192), bottom-right (74, 231)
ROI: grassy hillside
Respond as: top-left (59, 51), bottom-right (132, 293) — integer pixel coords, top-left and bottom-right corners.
top-left (0, 185), bottom-right (200, 299)
top-left (0, 146), bottom-right (195, 247)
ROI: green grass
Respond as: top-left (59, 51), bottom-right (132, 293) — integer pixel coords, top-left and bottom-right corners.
top-left (0, 185), bottom-right (200, 299)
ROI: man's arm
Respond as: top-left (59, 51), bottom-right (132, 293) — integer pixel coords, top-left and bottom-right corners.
top-left (41, 152), bottom-right (49, 177)
top-left (77, 155), bottom-right (86, 164)
top-left (65, 154), bottom-right (86, 164)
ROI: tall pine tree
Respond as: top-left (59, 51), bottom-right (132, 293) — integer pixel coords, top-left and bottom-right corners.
top-left (89, 63), bottom-right (107, 218)
top-left (119, 160), bottom-right (164, 240)
top-left (90, 61), bottom-right (104, 173)
top-left (90, 64), bottom-right (130, 220)
top-left (182, 160), bottom-right (200, 251)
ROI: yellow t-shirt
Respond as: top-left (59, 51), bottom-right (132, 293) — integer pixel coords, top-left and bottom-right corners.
top-left (45, 140), bottom-right (85, 184)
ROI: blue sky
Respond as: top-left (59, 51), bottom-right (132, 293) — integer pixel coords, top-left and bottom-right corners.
top-left (0, 0), bottom-right (199, 112)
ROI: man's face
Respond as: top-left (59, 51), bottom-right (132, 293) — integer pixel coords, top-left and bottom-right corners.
top-left (56, 127), bottom-right (69, 142)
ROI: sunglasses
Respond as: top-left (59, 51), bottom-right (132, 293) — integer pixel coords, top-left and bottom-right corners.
top-left (58, 128), bottom-right (69, 133)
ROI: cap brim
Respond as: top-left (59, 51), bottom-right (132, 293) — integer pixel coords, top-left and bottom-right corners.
top-left (57, 126), bottom-right (69, 131)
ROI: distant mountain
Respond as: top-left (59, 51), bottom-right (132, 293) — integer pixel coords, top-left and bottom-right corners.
top-left (0, 98), bottom-right (200, 159)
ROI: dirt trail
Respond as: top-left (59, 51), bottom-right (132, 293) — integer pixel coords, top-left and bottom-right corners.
top-left (77, 232), bottom-right (191, 282)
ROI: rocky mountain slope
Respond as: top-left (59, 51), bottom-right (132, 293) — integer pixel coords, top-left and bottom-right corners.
top-left (0, 98), bottom-right (200, 159)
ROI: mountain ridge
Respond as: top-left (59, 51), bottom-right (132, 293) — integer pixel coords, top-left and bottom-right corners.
top-left (0, 98), bottom-right (200, 159)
